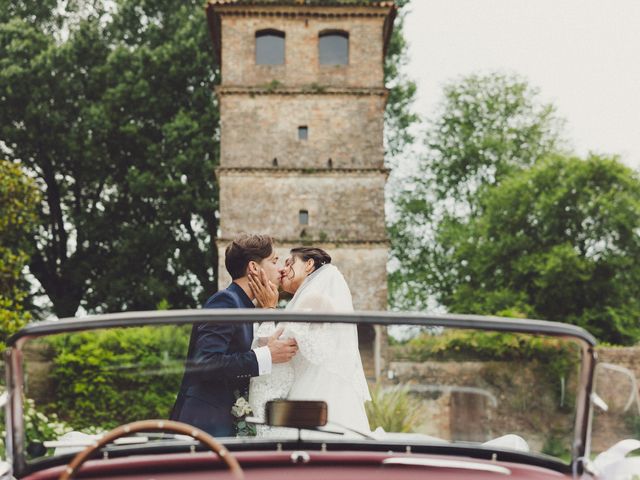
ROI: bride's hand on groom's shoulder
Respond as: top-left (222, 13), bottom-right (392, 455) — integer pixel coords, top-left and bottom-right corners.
top-left (248, 270), bottom-right (279, 309)
top-left (267, 326), bottom-right (298, 364)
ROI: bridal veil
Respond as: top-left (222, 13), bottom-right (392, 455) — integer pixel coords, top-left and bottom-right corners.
top-left (283, 264), bottom-right (371, 405)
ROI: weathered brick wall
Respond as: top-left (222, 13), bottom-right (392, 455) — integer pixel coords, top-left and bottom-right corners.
top-left (388, 360), bottom-right (574, 452)
top-left (218, 170), bottom-right (387, 241)
top-left (591, 346), bottom-right (640, 452)
top-left (220, 13), bottom-right (385, 88)
top-left (597, 347), bottom-right (640, 378)
top-left (219, 93), bottom-right (385, 169)
top-left (387, 346), bottom-right (640, 454)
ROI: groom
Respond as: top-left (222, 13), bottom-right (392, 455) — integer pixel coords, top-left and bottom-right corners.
top-left (171, 234), bottom-right (298, 436)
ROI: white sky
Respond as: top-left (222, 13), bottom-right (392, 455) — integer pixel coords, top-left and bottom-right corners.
top-left (403, 0), bottom-right (640, 171)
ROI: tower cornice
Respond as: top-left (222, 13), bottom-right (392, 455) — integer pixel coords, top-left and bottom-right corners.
top-left (216, 166), bottom-right (390, 177)
top-left (218, 238), bottom-right (390, 247)
top-left (215, 85), bottom-right (388, 97)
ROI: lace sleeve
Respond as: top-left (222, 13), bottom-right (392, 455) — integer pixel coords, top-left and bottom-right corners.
top-left (283, 265), bottom-right (371, 403)
top-left (252, 321), bottom-right (277, 348)
top-left (283, 293), bottom-right (337, 367)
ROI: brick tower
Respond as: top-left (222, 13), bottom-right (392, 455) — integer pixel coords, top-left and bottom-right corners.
top-left (206, 0), bottom-right (396, 379)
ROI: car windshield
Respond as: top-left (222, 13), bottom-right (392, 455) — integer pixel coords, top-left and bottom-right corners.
top-left (15, 314), bottom-right (588, 466)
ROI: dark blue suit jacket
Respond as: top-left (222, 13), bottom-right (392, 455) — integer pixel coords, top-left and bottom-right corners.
top-left (170, 283), bottom-right (259, 436)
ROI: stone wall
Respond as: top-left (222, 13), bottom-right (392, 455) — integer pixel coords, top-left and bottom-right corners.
top-left (591, 347), bottom-right (640, 453)
top-left (220, 13), bottom-right (385, 88)
top-left (219, 93), bottom-right (385, 169)
top-left (218, 170), bottom-right (387, 241)
top-left (388, 360), bottom-right (567, 452)
top-left (387, 346), bottom-right (640, 455)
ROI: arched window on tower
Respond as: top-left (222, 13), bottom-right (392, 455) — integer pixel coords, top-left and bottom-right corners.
top-left (256, 29), bottom-right (285, 65)
top-left (299, 210), bottom-right (309, 225)
top-left (319, 30), bottom-right (349, 65)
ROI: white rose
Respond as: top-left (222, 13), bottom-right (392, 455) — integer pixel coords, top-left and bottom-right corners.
top-left (231, 405), bottom-right (243, 418)
top-left (232, 397), bottom-right (252, 417)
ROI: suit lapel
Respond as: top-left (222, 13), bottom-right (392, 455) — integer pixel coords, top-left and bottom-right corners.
top-left (224, 283), bottom-right (255, 349)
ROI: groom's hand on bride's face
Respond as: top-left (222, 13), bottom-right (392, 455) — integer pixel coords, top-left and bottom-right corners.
top-left (267, 326), bottom-right (298, 364)
top-left (248, 269), bottom-right (279, 309)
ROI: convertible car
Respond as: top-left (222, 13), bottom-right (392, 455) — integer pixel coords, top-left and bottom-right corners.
top-left (1, 310), bottom-right (638, 479)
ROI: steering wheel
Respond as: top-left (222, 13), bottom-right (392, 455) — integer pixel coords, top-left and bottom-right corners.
top-left (59, 419), bottom-right (244, 480)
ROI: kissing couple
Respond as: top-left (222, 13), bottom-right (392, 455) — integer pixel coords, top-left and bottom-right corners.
top-left (171, 234), bottom-right (371, 437)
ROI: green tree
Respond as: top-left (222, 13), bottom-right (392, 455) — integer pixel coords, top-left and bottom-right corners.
top-left (0, 1), bottom-right (219, 317)
top-left (390, 73), bottom-right (564, 310)
top-left (437, 154), bottom-right (640, 344)
top-left (0, 160), bottom-right (40, 346)
top-left (425, 73), bottom-right (563, 207)
top-left (384, 0), bottom-right (418, 161)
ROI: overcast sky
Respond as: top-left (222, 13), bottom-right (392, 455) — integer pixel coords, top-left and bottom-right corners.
top-left (402, 0), bottom-right (640, 171)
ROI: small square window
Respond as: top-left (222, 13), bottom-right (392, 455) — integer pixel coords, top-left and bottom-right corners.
top-left (299, 210), bottom-right (309, 225)
top-left (298, 126), bottom-right (308, 140)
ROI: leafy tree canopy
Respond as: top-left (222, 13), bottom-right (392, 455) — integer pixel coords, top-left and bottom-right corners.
top-left (391, 73), bottom-right (564, 310)
top-left (0, 0), bottom-right (219, 317)
top-left (391, 72), bottom-right (640, 344)
top-left (438, 154), bottom-right (640, 345)
top-left (425, 73), bottom-right (563, 209)
top-left (0, 160), bottom-right (40, 346)
top-left (383, 0), bottom-right (418, 161)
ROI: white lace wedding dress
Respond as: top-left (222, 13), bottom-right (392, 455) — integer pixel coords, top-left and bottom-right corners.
top-left (249, 264), bottom-right (371, 436)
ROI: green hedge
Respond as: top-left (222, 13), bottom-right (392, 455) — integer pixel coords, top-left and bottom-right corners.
top-left (394, 330), bottom-right (579, 378)
top-left (43, 325), bottom-right (190, 430)
top-left (395, 330), bottom-right (577, 362)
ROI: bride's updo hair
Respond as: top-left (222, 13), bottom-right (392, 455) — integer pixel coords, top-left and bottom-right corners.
top-left (290, 247), bottom-right (331, 273)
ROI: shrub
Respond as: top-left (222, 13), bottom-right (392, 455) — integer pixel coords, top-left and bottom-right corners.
top-left (0, 160), bottom-right (40, 349)
top-left (43, 325), bottom-right (190, 430)
top-left (366, 384), bottom-right (424, 433)
top-left (0, 398), bottom-right (104, 459)
top-left (396, 330), bottom-right (575, 362)
top-left (396, 330), bottom-right (579, 382)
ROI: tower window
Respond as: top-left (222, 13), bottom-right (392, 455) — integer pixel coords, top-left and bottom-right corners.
top-left (256, 29), bottom-right (285, 65)
top-left (272, 158), bottom-right (278, 167)
top-left (299, 210), bottom-right (309, 225)
top-left (298, 126), bottom-right (308, 140)
top-left (319, 30), bottom-right (349, 65)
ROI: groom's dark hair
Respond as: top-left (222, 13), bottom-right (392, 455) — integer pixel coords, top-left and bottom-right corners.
top-left (225, 234), bottom-right (274, 279)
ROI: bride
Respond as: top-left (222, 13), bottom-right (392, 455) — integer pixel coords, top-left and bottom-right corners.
top-left (248, 247), bottom-right (371, 435)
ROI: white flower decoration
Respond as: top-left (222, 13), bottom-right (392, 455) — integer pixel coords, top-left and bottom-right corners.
top-left (231, 396), bottom-right (253, 418)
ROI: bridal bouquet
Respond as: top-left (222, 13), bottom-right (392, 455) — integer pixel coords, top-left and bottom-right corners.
top-left (232, 391), bottom-right (256, 437)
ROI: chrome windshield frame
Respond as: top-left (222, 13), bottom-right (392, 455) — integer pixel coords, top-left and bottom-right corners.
top-left (5, 310), bottom-right (597, 476)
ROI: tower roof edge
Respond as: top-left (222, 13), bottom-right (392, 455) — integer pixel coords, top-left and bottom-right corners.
top-left (205, 0), bottom-right (397, 67)
top-left (208, 0), bottom-right (395, 6)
